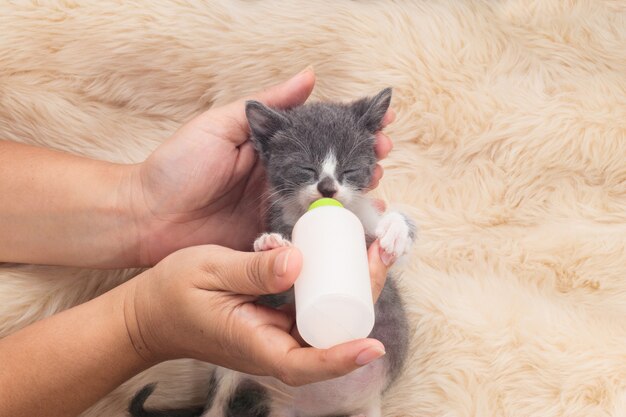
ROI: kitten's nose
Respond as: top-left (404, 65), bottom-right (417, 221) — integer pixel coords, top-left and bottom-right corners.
top-left (317, 177), bottom-right (337, 198)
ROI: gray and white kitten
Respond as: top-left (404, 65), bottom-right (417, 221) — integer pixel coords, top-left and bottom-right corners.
top-left (129, 88), bottom-right (415, 417)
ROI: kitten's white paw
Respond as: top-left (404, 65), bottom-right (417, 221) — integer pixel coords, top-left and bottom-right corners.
top-left (375, 211), bottom-right (415, 264)
top-left (253, 233), bottom-right (292, 252)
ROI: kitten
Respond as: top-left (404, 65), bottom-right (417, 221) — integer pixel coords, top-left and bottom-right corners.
top-left (129, 88), bottom-right (415, 417)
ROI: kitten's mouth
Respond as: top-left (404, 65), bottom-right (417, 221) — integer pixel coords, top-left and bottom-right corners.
top-left (301, 186), bottom-right (354, 209)
top-left (297, 186), bottom-right (353, 213)
top-left (305, 195), bottom-right (345, 208)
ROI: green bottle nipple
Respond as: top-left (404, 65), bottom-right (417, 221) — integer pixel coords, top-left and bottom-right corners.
top-left (307, 198), bottom-right (344, 211)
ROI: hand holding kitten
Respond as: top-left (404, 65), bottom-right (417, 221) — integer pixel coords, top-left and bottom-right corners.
top-left (127, 68), bottom-right (394, 266)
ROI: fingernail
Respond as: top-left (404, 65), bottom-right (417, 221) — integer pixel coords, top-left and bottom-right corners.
top-left (380, 249), bottom-right (394, 266)
top-left (355, 345), bottom-right (386, 366)
top-left (274, 249), bottom-right (292, 278)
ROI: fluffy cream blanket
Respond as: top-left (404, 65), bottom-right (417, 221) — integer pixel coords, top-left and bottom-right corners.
top-left (1, 1), bottom-right (625, 416)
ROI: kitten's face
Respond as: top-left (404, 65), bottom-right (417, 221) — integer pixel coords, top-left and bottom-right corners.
top-left (246, 88), bottom-right (391, 216)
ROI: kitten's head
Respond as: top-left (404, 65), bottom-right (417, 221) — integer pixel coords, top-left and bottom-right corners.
top-left (246, 88), bottom-right (391, 215)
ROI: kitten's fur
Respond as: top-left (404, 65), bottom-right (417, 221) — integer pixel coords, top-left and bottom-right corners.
top-left (129, 88), bottom-right (415, 417)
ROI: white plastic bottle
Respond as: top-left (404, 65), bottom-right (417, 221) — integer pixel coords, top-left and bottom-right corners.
top-left (292, 198), bottom-right (375, 349)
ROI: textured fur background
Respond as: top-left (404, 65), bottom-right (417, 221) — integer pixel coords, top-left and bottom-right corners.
top-left (1, 1), bottom-right (625, 416)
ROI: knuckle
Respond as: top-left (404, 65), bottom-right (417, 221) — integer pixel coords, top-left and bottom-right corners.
top-left (244, 253), bottom-right (267, 292)
top-left (197, 245), bottom-right (223, 272)
top-left (319, 350), bottom-right (344, 380)
top-left (329, 366), bottom-right (345, 381)
top-left (228, 310), bottom-right (250, 356)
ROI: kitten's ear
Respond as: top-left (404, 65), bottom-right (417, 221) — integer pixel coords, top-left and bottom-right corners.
top-left (351, 87), bottom-right (392, 132)
top-left (245, 100), bottom-right (289, 156)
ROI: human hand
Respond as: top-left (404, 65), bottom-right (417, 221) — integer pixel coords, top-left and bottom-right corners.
top-left (126, 69), bottom-right (395, 266)
top-left (123, 243), bottom-right (391, 386)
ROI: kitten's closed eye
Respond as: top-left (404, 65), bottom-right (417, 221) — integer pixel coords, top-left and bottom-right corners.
top-left (248, 87), bottom-right (390, 213)
top-left (341, 167), bottom-right (367, 182)
top-left (299, 166), bottom-right (318, 181)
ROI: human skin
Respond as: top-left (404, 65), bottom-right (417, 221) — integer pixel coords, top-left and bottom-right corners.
top-left (0, 70), bottom-right (397, 417)
top-left (0, 242), bottom-right (391, 417)
top-left (0, 68), bottom-right (394, 268)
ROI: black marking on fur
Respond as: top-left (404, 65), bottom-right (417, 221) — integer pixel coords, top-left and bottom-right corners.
top-left (205, 369), bottom-right (219, 410)
top-left (405, 213), bottom-right (418, 241)
top-left (128, 382), bottom-right (206, 417)
top-left (224, 379), bottom-right (270, 417)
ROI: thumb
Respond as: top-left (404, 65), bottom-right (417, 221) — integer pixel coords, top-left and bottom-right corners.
top-left (201, 68), bottom-right (316, 143)
top-left (198, 246), bottom-right (302, 295)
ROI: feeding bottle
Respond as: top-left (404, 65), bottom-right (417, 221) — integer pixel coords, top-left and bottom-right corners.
top-left (292, 198), bottom-right (375, 349)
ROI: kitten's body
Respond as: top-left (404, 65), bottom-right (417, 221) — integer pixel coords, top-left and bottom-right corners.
top-left (130, 89), bottom-right (415, 417)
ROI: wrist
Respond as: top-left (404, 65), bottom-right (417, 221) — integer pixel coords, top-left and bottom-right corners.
top-left (120, 266), bottom-right (188, 364)
top-left (123, 160), bottom-right (179, 267)
top-left (116, 162), bottom-right (155, 267)
top-left (0, 272), bottom-right (155, 417)
top-left (118, 273), bottom-right (162, 366)
top-left (88, 160), bottom-right (147, 268)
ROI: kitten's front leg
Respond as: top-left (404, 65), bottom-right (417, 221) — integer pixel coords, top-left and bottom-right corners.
top-left (253, 232), bottom-right (292, 252)
top-left (375, 210), bottom-right (416, 265)
top-left (201, 369), bottom-right (242, 417)
top-left (254, 228), bottom-right (295, 307)
top-left (349, 198), bottom-right (417, 265)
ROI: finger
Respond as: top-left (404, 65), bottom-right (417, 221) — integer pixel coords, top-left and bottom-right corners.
top-left (367, 164), bottom-right (383, 190)
top-left (247, 303), bottom-right (295, 334)
top-left (381, 108), bottom-right (396, 127)
top-left (208, 68), bottom-right (316, 142)
top-left (372, 198), bottom-right (387, 213)
top-left (278, 303), bottom-right (310, 347)
top-left (197, 246), bottom-right (303, 295)
top-left (367, 240), bottom-right (390, 302)
top-left (270, 337), bottom-right (386, 386)
top-left (253, 67), bottom-right (316, 109)
top-left (230, 140), bottom-right (258, 183)
top-left (290, 324), bottom-right (308, 347)
top-left (374, 132), bottom-right (393, 160)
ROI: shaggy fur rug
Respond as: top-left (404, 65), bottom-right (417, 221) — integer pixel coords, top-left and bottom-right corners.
top-left (1, 1), bottom-right (625, 416)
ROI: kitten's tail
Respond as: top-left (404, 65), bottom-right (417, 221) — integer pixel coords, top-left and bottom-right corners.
top-left (128, 383), bottom-right (205, 417)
